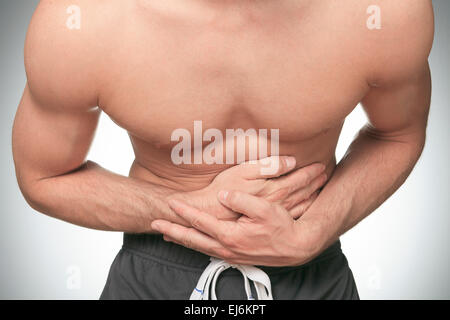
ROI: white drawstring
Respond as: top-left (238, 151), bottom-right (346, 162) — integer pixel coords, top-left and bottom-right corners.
top-left (190, 257), bottom-right (273, 300)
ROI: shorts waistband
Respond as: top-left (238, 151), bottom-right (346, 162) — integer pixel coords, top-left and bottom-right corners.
top-left (122, 233), bottom-right (342, 275)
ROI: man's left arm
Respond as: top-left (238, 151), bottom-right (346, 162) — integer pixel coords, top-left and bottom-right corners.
top-left (300, 61), bottom-right (432, 254)
top-left (300, 0), bottom-right (435, 255)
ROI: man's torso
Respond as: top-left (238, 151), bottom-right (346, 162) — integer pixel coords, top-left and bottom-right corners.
top-left (86, 0), bottom-right (378, 190)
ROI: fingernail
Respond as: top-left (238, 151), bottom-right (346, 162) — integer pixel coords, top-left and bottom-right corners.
top-left (286, 157), bottom-right (296, 169)
top-left (151, 221), bottom-right (161, 230)
top-left (219, 190), bottom-right (229, 201)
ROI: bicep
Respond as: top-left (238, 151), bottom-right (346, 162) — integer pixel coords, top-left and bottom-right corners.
top-left (12, 84), bottom-right (101, 191)
top-left (13, 0), bottom-right (102, 192)
top-left (361, 62), bottom-right (431, 139)
top-left (361, 0), bottom-right (433, 138)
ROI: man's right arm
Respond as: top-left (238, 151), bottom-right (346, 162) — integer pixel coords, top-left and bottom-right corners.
top-left (12, 83), bottom-right (183, 232)
top-left (12, 0), bottom-right (182, 233)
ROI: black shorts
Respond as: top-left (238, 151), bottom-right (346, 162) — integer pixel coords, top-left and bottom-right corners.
top-left (100, 233), bottom-right (359, 300)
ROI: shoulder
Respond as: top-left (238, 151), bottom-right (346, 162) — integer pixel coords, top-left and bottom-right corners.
top-left (359, 0), bottom-right (434, 85)
top-left (25, 0), bottom-right (120, 110)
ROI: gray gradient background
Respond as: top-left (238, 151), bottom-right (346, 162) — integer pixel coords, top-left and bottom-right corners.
top-left (0, 0), bottom-right (448, 299)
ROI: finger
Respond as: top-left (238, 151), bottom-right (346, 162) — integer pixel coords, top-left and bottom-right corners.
top-left (168, 199), bottom-right (223, 239)
top-left (163, 234), bottom-right (239, 263)
top-left (218, 190), bottom-right (271, 219)
top-left (282, 173), bottom-right (327, 209)
top-left (164, 208), bottom-right (191, 227)
top-left (270, 163), bottom-right (326, 195)
top-left (151, 220), bottom-right (234, 258)
top-left (231, 156), bottom-right (296, 179)
top-left (289, 191), bottom-right (319, 219)
top-left (162, 235), bottom-right (176, 242)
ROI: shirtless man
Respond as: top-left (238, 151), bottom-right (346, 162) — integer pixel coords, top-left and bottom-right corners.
top-left (12, 0), bottom-right (434, 300)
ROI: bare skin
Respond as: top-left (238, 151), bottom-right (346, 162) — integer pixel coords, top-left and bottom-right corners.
top-left (12, 0), bottom-right (433, 266)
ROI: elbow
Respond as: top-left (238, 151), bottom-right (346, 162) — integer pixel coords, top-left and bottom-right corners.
top-left (397, 130), bottom-right (426, 166)
top-left (410, 129), bottom-right (427, 163)
top-left (16, 176), bottom-right (48, 213)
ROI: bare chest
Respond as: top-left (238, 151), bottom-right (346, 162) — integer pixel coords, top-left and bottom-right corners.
top-left (99, 6), bottom-right (369, 147)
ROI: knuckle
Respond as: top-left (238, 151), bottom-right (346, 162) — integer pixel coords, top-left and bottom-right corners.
top-left (306, 184), bottom-right (317, 196)
top-left (278, 157), bottom-right (287, 173)
top-left (190, 216), bottom-right (201, 229)
top-left (293, 190), bottom-right (308, 203)
top-left (306, 183), bottom-right (319, 197)
top-left (217, 229), bottom-right (227, 242)
top-left (217, 248), bottom-right (234, 260)
top-left (277, 186), bottom-right (290, 199)
top-left (266, 187), bottom-right (289, 202)
top-left (228, 191), bottom-right (239, 205)
top-left (220, 234), bottom-right (234, 247)
top-left (220, 233), bottom-right (238, 249)
top-left (286, 182), bottom-right (298, 194)
top-left (182, 229), bottom-right (195, 249)
top-left (303, 172), bottom-right (312, 185)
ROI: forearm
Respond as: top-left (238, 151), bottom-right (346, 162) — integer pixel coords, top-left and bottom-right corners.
top-left (24, 160), bottom-right (182, 233)
top-left (300, 124), bottom-right (426, 251)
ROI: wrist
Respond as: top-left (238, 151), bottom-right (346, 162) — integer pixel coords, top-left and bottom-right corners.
top-left (292, 217), bottom-right (331, 264)
top-left (166, 189), bottom-right (199, 206)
